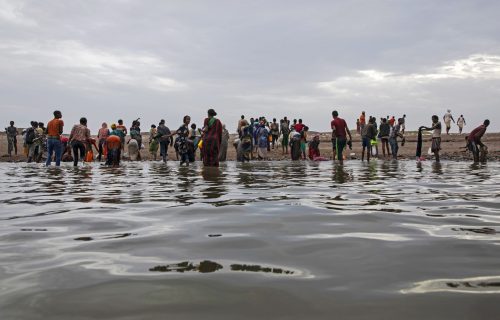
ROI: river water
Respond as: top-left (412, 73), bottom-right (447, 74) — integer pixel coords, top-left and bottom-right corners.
top-left (1, 161), bottom-right (499, 319)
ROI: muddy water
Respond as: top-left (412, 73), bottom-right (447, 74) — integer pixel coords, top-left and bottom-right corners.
top-left (1, 161), bottom-right (499, 319)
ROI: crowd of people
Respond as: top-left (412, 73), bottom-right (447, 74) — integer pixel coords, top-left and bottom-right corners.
top-left (4, 108), bottom-right (490, 167)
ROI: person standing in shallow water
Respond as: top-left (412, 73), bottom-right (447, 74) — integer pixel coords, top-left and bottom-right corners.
top-left (45, 110), bottom-right (64, 166)
top-left (280, 117), bottom-right (290, 155)
top-left (69, 117), bottom-right (91, 167)
top-left (5, 121), bottom-right (18, 158)
top-left (422, 115), bottom-right (442, 162)
top-left (467, 119), bottom-right (490, 163)
top-left (388, 118), bottom-right (404, 160)
top-left (378, 118), bottom-right (391, 159)
top-left (219, 124), bottom-right (230, 162)
top-left (97, 122), bottom-right (110, 162)
top-left (331, 110), bottom-right (352, 165)
top-left (202, 108), bottom-right (223, 167)
top-left (176, 115), bottom-right (195, 166)
top-left (156, 119), bottom-right (173, 163)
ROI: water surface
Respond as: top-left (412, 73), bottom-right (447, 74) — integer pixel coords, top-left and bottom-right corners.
top-left (1, 161), bottom-right (499, 319)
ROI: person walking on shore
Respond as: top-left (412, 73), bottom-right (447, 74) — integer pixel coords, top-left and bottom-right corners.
top-left (388, 118), bottom-right (404, 160)
top-left (156, 119), bottom-right (173, 163)
top-left (69, 117), bottom-right (91, 167)
top-left (5, 121), bottom-right (18, 158)
top-left (467, 120), bottom-right (490, 163)
top-left (202, 108), bottom-right (223, 167)
top-left (45, 111), bottom-right (64, 166)
top-left (331, 110), bottom-right (352, 165)
top-left (457, 115), bottom-right (466, 134)
top-left (422, 115), bottom-right (442, 162)
top-left (443, 109), bottom-right (455, 135)
top-left (97, 122), bottom-right (110, 162)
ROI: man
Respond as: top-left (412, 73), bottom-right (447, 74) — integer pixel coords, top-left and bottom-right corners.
top-left (457, 115), bottom-right (466, 134)
top-left (156, 119), bottom-right (173, 163)
top-left (422, 115), bottom-right (442, 162)
top-left (331, 110), bottom-right (352, 165)
top-left (237, 115), bottom-right (249, 138)
top-left (5, 121), bottom-right (18, 158)
top-left (401, 114), bottom-right (407, 134)
top-left (467, 120), bottom-right (490, 163)
top-left (359, 111), bottom-right (366, 132)
top-left (25, 121), bottom-right (38, 163)
top-left (270, 118), bottom-right (279, 149)
top-left (280, 117), bottom-right (290, 155)
top-left (69, 117), bottom-right (91, 167)
top-left (388, 118), bottom-right (404, 160)
top-left (361, 117), bottom-right (377, 162)
top-left (45, 110), bottom-right (64, 167)
top-left (443, 109), bottom-right (455, 135)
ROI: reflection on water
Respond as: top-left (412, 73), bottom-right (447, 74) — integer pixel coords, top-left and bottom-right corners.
top-left (1, 161), bottom-right (500, 319)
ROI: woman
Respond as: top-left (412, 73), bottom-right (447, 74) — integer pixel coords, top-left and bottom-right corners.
top-left (176, 115), bottom-right (194, 165)
top-left (129, 120), bottom-right (142, 161)
top-left (219, 124), bottom-right (230, 162)
top-left (97, 122), bottom-right (110, 161)
top-left (255, 121), bottom-right (269, 160)
top-left (202, 109), bottom-right (223, 167)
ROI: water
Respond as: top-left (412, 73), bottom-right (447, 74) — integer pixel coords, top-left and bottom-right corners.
top-left (1, 161), bottom-right (499, 319)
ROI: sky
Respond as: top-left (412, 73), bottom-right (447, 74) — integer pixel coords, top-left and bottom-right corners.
top-left (1, 0), bottom-right (500, 133)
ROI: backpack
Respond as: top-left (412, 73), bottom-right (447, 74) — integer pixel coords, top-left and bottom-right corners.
top-left (26, 128), bottom-right (35, 144)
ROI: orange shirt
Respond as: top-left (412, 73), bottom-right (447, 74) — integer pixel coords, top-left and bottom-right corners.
top-left (106, 135), bottom-right (121, 149)
top-left (47, 118), bottom-right (64, 138)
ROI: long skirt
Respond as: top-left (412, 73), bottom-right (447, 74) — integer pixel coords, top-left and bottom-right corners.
top-left (202, 137), bottom-right (220, 167)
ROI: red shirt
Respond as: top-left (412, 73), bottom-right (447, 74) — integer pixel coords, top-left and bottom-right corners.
top-left (294, 123), bottom-right (305, 132)
top-left (468, 125), bottom-right (487, 143)
top-left (331, 118), bottom-right (348, 139)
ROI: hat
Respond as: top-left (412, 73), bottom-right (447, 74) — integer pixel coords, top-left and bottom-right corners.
top-left (111, 123), bottom-right (117, 129)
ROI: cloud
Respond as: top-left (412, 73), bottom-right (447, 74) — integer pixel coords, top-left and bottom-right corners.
top-left (0, 39), bottom-right (187, 92)
top-left (0, 0), bottom-right (37, 26)
top-left (318, 54), bottom-right (500, 95)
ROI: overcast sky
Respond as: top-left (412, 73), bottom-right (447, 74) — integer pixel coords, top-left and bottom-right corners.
top-left (1, 0), bottom-right (499, 133)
